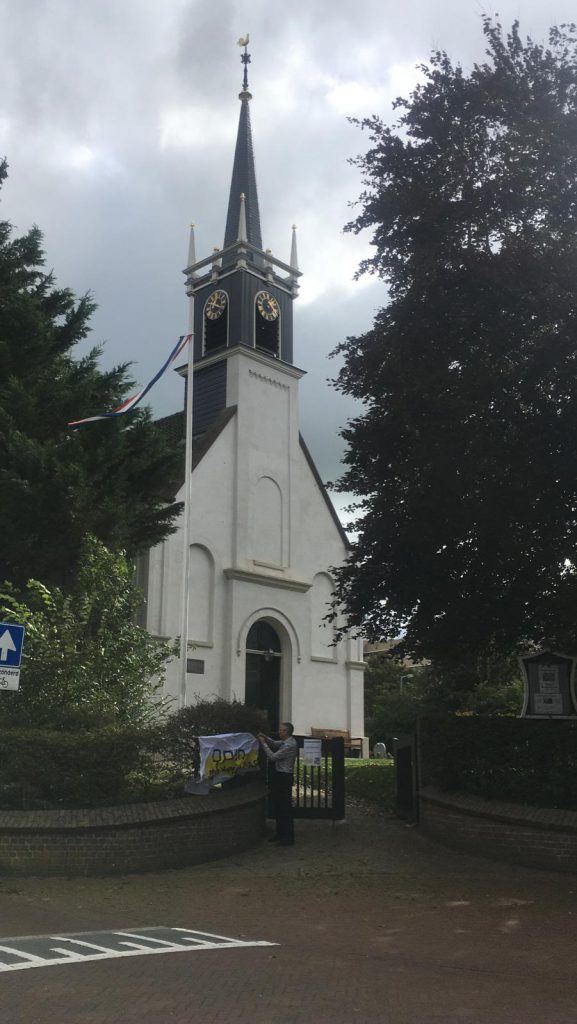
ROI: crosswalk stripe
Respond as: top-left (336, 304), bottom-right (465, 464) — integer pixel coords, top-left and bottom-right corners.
top-left (0, 927), bottom-right (277, 973)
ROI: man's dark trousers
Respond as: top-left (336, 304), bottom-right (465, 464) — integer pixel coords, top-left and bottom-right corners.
top-left (271, 771), bottom-right (294, 844)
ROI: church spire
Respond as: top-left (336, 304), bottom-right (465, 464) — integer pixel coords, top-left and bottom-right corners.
top-left (223, 36), bottom-right (262, 250)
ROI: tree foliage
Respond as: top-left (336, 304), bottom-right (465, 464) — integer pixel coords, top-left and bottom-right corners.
top-left (365, 653), bottom-right (523, 748)
top-left (333, 19), bottom-right (577, 667)
top-left (364, 651), bottom-right (416, 717)
top-left (0, 159), bottom-right (183, 588)
top-left (0, 535), bottom-right (176, 727)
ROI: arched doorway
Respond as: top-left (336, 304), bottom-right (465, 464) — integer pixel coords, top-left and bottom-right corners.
top-left (245, 620), bottom-right (282, 732)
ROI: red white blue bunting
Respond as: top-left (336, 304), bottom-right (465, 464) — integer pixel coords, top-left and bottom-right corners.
top-left (68, 334), bottom-right (192, 428)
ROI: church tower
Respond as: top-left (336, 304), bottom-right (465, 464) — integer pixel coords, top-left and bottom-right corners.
top-left (144, 41), bottom-right (366, 745)
top-left (183, 39), bottom-right (299, 437)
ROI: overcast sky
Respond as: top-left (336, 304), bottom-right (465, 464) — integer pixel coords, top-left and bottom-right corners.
top-left (0, 0), bottom-right (574, 520)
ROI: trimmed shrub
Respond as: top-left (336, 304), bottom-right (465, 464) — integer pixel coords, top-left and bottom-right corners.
top-left (0, 725), bottom-right (159, 809)
top-left (345, 759), bottom-right (396, 807)
top-left (0, 698), bottom-right (270, 810)
top-left (419, 715), bottom-right (577, 809)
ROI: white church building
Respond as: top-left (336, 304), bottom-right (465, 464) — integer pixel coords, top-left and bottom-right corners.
top-left (138, 46), bottom-right (365, 743)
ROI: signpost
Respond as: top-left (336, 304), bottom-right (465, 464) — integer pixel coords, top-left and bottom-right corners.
top-left (0, 622), bottom-right (25, 691)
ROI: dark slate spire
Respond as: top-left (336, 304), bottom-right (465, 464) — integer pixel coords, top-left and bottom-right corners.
top-left (224, 36), bottom-right (262, 250)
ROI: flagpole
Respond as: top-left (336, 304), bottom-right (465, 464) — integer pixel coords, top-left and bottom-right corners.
top-left (179, 226), bottom-right (196, 709)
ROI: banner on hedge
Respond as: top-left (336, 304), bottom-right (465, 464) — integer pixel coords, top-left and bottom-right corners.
top-left (185, 732), bottom-right (260, 795)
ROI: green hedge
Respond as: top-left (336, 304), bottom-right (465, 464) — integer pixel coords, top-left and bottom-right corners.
top-left (345, 759), bottom-right (396, 807)
top-left (0, 726), bottom-right (158, 809)
top-left (419, 715), bottom-right (577, 809)
top-left (0, 698), bottom-right (271, 810)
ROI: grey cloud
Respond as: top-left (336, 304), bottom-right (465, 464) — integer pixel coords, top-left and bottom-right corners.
top-left (0, 0), bottom-right (573, 502)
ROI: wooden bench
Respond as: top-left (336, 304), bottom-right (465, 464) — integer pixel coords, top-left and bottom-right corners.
top-left (310, 728), bottom-right (364, 758)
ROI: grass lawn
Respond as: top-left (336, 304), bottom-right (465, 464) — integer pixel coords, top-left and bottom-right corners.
top-left (344, 758), bottom-right (396, 809)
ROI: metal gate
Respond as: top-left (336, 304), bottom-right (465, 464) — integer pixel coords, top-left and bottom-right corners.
top-left (266, 735), bottom-right (345, 821)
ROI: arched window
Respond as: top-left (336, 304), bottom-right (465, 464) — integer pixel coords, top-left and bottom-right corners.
top-left (255, 290), bottom-right (280, 357)
top-left (251, 476), bottom-right (283, 566)
top-left (203, 289), bottom-right (228, 355)
top-left (187, 544), bottom-right (214, 644)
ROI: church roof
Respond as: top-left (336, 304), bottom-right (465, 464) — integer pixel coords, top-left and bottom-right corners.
top-left (223, 53), bottom-right (262, 248)
top-left (155, 410), bottom-right (185, 447)
top-left (299, 435), bottom-right (352, 551)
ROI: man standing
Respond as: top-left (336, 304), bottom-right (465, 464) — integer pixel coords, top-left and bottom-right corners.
top-left (258, 723), bottom-right (298, 846)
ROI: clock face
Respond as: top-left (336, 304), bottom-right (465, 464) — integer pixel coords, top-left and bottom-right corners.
top-left (256, 291), bottom-right (280, 321)
top-left (205, 290), bottom-right (228, 320)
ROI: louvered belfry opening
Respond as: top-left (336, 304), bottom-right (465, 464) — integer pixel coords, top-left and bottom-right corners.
top-left (255, 309), bottom-right (280, 356)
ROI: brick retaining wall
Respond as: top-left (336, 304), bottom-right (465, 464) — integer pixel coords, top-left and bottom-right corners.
top-left (420, 786), bottom-right (577, 872)
top-left (0, 781), bottom-right (266, 877)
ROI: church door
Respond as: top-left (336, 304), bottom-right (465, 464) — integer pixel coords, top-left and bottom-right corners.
top-left (245, 620), bottom-right (282, 732)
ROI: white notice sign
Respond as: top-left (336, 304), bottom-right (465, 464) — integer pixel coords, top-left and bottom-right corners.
top-left (538, 665), bottom-right (560, 693)
top-left (534, 693), bottom-right (563, 715)
top-left (302, 738), bottom-right (322, 767)
top-left (540, 680), bottom-right (561, 694)
top-left (0, 667), bottom-right (20, 691)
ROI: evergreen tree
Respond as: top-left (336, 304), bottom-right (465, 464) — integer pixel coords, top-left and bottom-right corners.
top-left (0, 160), bottom-right (183, 587)
top-left (333, 20), bottom-right (577, 668)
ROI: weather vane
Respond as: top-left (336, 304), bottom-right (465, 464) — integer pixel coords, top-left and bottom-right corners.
top-left (237, 34), bottom-right (251, 92)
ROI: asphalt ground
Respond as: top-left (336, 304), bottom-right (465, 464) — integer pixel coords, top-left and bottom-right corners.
top-left (0, 800), bottom-right (575, 1023)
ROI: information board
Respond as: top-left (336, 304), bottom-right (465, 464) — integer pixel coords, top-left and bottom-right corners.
top-left (301, 738), bottom-right (323, 767)
top-left (521, 651), bottom-right (576, 717)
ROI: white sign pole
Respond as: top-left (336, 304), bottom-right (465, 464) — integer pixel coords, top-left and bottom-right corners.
top-left (179, 227), bottom-right (196, 709)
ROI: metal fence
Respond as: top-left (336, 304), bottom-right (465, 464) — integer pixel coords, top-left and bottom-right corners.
top-left (266, 735), bottom-right (345, 821)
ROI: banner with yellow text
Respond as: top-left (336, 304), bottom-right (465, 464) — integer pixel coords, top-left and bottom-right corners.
top-left (185, 732), bottom-right (260, 795)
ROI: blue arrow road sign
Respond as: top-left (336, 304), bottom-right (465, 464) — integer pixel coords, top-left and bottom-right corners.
top-left (0, 623), bottom-right (25, 668)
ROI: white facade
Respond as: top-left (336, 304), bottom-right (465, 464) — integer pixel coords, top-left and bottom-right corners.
top-left (143, 343), bottom-right (365, 740)
top-left (142, 49), bottom-right (365, 743)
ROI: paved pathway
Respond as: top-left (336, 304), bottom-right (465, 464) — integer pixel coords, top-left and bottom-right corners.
top-left (0, 801), bottom-right (575, 1022)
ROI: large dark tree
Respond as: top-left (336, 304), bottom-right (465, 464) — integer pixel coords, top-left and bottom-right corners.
top-left (0, 160), bottom-right (182, 588)
top-left (333, 19), bottom-right (577, 670)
